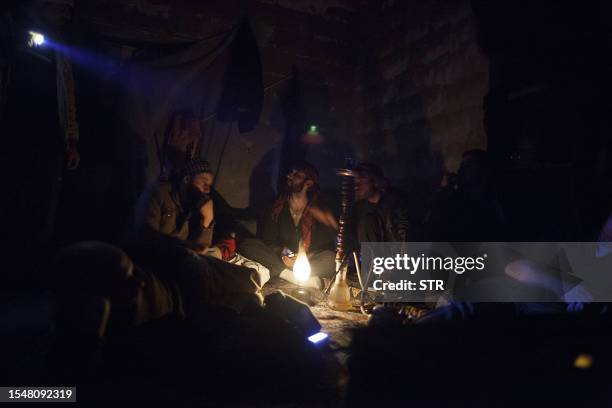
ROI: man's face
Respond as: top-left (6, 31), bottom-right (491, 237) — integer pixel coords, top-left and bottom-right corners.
top-left (286, 169), bottom-right (309, 193)
top-left (354, 174), bottom-right (376, 201)
top-left (190, 172), bottom-right (214, 195)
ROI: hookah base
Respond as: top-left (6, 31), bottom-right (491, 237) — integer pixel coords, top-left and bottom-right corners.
top-left (327, 284), bottom-right (353, 311)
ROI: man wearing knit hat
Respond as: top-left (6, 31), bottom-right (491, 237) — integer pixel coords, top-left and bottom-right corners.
top-left (135, 158), bottom-right (216, 253)
top-left (133, 158), bottom-right (266, 312)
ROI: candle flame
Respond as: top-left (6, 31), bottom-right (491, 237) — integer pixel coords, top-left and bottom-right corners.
top-left (293, 243), bottom-right (311, 283)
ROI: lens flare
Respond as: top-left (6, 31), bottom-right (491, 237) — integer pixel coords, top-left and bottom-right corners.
top-left (28, 31), bottom-right (45, 47)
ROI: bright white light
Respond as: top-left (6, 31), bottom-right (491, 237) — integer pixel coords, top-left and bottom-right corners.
top-left (308, 332), bottom-right (328, 344)
top-left (28, 31), bottom-right (45, 47)
top-left (293, 244), bottom-right (311, 283)
top-left (33, 33), bottom-right (44, 45)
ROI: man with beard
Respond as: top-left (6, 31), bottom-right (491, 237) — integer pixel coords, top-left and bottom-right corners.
top-left (132, 159), bottom-right (264, 313)
top-left (239, 163), bottom-right (338, 288)
top-left (352, 162), bottom-right (410, 243)
top-left (134, 158), bottom-right (216, 254)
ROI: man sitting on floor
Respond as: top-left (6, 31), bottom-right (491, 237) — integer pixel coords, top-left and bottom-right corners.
top-left (46, 241), bottom-right (336, 399)
top-left (239, 162), bottom-right (338, 288)
top-left (135, 159), bottom-right (217, 255)
top-left (352, 162), bottom-right (411, 243)
top-left (132, 158), bottom-right (265, 313)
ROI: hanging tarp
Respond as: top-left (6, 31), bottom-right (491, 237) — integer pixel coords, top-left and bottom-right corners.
top-left (216, 18), bottom-right (264, 133)
top-left (117, 18), bottom-right (263, 185)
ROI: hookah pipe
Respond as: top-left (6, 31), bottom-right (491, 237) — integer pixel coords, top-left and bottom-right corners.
top-left (327, 158), bottom-right (355, 311)
top-left (325, 158), bottom-right (389, 315)
top-left (326, 159), bottom-right (425, 321)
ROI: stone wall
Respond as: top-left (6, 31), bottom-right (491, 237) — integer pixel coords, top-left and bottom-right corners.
top-left (354, 0), bottom-right (489, 188)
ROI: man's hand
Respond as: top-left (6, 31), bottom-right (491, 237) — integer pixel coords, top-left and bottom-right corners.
top-left (563, 283), bottom-right (593, 304)
top-left (200, 199), bottom-right (214, 228)
top-left (282, 251), bottom-right (296, 269)
top-left (65, 145), bottom-right (80, 170)
top-left (565, 283), bottom-right (594, 313)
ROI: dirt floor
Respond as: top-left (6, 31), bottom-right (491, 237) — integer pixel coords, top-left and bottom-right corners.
top-left (263, 277), bottom-right (370, 366)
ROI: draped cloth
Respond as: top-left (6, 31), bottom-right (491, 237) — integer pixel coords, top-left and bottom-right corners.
top-left (56, 47), bottom-right (79, 145)
top-left (117, 18), bottom-right (263, 188)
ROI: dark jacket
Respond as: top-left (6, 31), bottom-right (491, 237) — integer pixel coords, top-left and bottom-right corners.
top-left (424, 186), bottom-right (505, 241)
top-left (208, 188), bottom-right (254, 241)
top-left (132, 182), bottom-right (264, 313)
top-left (133, 181), bottom-right (213, 250)
top-left (353, 191), bottom-right (410, 243)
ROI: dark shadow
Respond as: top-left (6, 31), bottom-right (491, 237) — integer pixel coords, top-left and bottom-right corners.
top-left (298, 71), bottom-right (356, 215)
top-left (273, 67), bottom-right (356, 217)
top-left (248, 147), bottom-right (279, 228)
top-left (356, 2), bottom-right (444, 235)
top-left (55, 42), bottom-right (137, 245)
top-left (277, 66), bottom-right (308, 191)
top-left (472, 0), bottom-right (612, 240)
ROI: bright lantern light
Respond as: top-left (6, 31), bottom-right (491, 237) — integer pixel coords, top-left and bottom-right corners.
top-left (28, 31), bottom-right (45, 47)
top-left (293, 244), bottom-right (311, 284)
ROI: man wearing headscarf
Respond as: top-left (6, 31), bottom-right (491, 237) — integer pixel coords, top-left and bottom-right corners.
top-left (239, 162), bottom-right (338, 288)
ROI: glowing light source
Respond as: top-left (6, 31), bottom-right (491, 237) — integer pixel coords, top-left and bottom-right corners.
top-left (28, 31), bottom-right (45, 47)
top-left (308, 332), bottom-right (328, 344)
top-left (302, 124), bottom-right (323, 145)
top-left (573, 353), bottom-right (593, 369)
top-left (293, 243), bottom-right (311, 284)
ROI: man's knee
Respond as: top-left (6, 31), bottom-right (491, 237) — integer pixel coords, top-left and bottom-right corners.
top-left (238, 237), bottom-right (268, 253)
top-left (316, 250), bottom-right (336, 262)
top-left (237, 238), bottom-right (284, 277)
